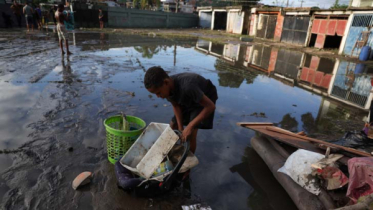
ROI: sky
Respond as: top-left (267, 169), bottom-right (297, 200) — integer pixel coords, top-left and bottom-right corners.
top-left (259, 0), bottom-right (350, 9)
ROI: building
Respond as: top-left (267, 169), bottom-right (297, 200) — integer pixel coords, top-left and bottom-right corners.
top-left (197, 6), bottom-right (251, 34)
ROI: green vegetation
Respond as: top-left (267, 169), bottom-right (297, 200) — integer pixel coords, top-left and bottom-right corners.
top-left (330, 0), bottom-right (348, 9)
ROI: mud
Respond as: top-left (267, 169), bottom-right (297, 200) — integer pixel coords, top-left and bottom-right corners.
top-left (0, 29), bottom-right (371, 210)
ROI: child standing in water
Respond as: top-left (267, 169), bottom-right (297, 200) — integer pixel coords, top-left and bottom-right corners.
top-left (144, 66), bottom-right (218, 153)
top-left (55, 4), bottom-right (72, 55)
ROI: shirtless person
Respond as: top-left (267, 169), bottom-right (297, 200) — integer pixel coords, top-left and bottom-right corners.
top-left (23, 2), bottom-right (34, 32)
top-left (55, 4), bottom-right (71, 55)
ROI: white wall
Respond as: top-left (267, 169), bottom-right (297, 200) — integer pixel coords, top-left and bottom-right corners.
top-left (351, 0), bottom-right (373, 7)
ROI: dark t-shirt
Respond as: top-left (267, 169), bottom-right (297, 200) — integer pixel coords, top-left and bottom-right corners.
top-left (167, 73), bottom-right (217, 109)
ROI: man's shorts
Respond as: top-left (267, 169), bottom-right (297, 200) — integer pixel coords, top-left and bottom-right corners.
top-left (25, 15), bottom-right (33, 25)
top-left (171, 96), bottom-right (217, 130)
top-left (57, 24), bottom-right (69, 41)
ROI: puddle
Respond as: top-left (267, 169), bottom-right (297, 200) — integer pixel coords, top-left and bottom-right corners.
top-left (0, 30), bottom-right (371, 210)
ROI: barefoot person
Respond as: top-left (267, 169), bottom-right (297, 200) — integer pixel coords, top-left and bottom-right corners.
top-left (98, 9), bottom-right (104, 30)
top-left (144, 67), bottom-right (218, 153)
top-left (10, 1), bottom-right (22, 28)
top-left (34, 6), bottom-right (42, 30)
top-left (55, 4), bottom-right (71, 55)
top-left (23, 2), bottom-right (34, 32)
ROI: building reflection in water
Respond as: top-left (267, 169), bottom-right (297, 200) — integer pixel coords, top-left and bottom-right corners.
top-left (195, 39), bottom-right (373, 112)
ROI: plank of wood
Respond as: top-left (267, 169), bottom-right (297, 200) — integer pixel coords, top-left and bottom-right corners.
top-left (265, 126), bottom-right (371, 157)
top-left (236, 123), bottom-right (369, 158)
top-left (236, 122), bottom-right (274, 127)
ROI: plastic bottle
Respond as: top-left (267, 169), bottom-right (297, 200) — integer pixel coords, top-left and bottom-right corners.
top-left (153, 160), bottom-right (174, 176)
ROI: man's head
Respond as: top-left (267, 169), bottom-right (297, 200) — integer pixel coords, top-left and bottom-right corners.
top-left (99, 9), bottom-right (102, 12)
top-left (144, 66), bottom-right (172, 99)
top-left (13, 1), bottom-right (18, 5)
top-left (58, 4), bottom-right (64, 12)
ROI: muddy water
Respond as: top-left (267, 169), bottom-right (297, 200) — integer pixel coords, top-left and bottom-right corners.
top-left (0, 30), bottom-right (371, 210)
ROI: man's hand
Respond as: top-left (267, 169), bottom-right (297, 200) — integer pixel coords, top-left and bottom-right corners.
top-left (181, 125), bottom-right (193, 142)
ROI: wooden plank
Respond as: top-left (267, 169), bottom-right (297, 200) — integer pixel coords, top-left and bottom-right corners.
top-left (237, 122), bottom-right (371, 157)
top-left (236, 122), bottom-right (274, 126)
top-left (264, 126), bottom-right (371, 157)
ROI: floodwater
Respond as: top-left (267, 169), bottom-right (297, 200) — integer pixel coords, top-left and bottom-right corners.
top-left (0, 29), bottom-right (371, 210)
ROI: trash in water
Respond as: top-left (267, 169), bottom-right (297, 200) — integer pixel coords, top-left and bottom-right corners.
top-left (72, 171), bottom-right (92, 190)
top-left (153, 159), bottom-right (174, 176)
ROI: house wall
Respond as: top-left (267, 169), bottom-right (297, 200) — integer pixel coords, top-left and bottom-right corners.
top-left (199, 10), bottom-right (212, 28)
top-left (281, 15), bottom-right (310, 46)
top-left (351, 0), bottom-right (373, 7)
top-left (249, 8), bottom-right (257, 36)
top-left (226, 9), bottom-right (244, 34)
top-left (310, 18), bottom-right (347, 49)
top-left (211, 9), bottom-right (227, 30)
top-left (341, 12), bottom-right (373, 57)
top-left (256, 13), bottom-right (278, 39)
top-left (274, 14), bottom-right (284, 41)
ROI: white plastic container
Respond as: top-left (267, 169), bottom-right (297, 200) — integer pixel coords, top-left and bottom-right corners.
top-left (119, 123), bottom-right (179, 179)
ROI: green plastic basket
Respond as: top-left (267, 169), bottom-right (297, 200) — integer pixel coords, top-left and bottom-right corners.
top-left (103, 115), bottom-right (146, 164)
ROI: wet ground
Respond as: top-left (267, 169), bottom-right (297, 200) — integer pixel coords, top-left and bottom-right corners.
top-left (0, 29), bottom-right (371, 210)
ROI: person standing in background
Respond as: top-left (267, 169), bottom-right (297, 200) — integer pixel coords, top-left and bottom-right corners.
top-left (23, 2), bottom-right (34, 32)
top-left (55, 4), bottom-right (72, 55)
top-left (34, 5), bottom-right (42, 30)
top-left (43, 10), bottom-right (49, 28)
top-left (98, 9), bottom-right (104, 30)
top-left (50, 6), bottom-right (57, 29)
top-left (10, 1), bottom-right (22, 28)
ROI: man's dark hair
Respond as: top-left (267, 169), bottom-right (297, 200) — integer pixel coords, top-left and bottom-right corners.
top-left (58, 4), bottom-right (64, 10)
top-left (144, 66), bottom-right (169, 89)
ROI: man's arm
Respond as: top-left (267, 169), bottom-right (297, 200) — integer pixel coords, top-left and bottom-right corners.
top-left (23, 7), bottom-right (25, 14)
top-left (182, 95), bottom-right (215, 141)
top-left (171, 101), bottom-right (184, 131)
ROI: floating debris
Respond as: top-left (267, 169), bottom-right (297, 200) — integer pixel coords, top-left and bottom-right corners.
top-left (72, 172), bottom-right (92, 190)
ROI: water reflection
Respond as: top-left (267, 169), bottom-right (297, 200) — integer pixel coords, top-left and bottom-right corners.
top-left (133, 46), bottom-right (161, 59)
top-left (196, 39), bottom-right (373, 112)
top-left (230, 146), bottom-right (297, 210)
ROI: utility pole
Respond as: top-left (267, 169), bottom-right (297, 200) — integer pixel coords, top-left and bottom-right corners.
top-left (286, 0), bottom-right (289, 7)
top-left (299, 0), bottom-right (304, 7)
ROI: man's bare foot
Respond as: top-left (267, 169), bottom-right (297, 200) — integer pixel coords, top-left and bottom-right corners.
top-left (67, 51), bottom-right (72, 55)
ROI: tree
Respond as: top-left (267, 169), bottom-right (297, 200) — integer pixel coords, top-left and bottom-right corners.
top-left (330, 0), bottom-right (348, 9)
top-left (140, 0), bottom-right (147, 9)
top-left (133, 0), bottom-right (139, 8)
